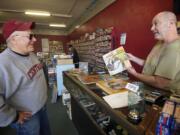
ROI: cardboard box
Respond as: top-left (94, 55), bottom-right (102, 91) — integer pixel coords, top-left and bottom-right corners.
top-left (57, 58), bottom-right (73, 64)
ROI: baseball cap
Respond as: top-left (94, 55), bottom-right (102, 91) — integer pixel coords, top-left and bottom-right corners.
top-left (2, 20), bottom-right (35, 40)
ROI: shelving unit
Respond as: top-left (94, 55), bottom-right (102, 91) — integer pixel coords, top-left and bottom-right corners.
top-left (67, 27), bottom-right (118, 72)
top-left (49, 40), bottom-right (64, 54)
top-left (94, 27), bottom-right (114, 72)
top-left (74, 39), bottom-right (95, 67)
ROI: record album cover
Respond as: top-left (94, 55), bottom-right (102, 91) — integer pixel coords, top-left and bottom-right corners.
top-left (103, 47), bottom-right (132, 75)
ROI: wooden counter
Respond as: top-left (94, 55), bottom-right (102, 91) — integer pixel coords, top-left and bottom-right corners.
top-left (63, 72), bottom-right (164, 135)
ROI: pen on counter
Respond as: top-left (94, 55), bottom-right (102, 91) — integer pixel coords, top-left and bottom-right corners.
top-left (151, 91), bottom-right (161, 95)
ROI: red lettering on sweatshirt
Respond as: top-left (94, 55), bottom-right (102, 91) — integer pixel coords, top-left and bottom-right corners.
top-left (27, 63), bottom-right (43, 79)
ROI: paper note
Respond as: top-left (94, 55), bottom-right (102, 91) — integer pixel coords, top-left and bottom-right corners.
top-left (125, 83), bottom-right (139, 93)
top-left (103, 91), bottom-right (128, 109)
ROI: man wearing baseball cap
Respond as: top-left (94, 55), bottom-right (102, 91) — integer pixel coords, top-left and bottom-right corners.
top-left (0, 20), bottom-right (51, 135)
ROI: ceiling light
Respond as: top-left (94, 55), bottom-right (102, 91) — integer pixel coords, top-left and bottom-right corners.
top-left (52, 13), bottom-right (72, 18)
top-left (49, 24), bottom-right (66, 28)
top-left (25, 10), bottom-right (51, 16)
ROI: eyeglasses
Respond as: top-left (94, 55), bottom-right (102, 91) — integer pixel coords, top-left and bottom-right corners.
top-left (13, 33), bottom-right (35, 40)
top-left (29, 34), bottom-right (35, 40)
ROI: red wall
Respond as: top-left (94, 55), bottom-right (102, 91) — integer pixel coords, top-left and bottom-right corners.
top-left (68, 0), bottom-right (174, 72)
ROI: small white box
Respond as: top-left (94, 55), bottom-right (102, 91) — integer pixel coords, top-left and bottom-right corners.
top-left (57, 58), bottom-right (73, 64)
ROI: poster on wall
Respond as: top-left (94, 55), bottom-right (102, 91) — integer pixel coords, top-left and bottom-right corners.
top-left (41, 38), bottom-right (49, 52)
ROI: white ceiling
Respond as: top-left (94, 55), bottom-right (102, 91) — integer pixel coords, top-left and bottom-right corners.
top-left (0, 0), bottom-right (116, 35)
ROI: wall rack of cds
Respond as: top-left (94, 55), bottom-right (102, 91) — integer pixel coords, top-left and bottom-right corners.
top-left (67, 27), bottom-right (119, 72)
top-left (68, 33), bottom-right (96, 67)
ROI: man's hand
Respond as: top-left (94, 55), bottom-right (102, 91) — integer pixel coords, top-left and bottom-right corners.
top-left (17, 111), bottom-right (32, 124)
top-left (127, 53), bottom-right (135, 61)
top-left (127, 53), bottom-right (145, 66)
top-left (126, 66), bottom-right (171, 90)
top-left (126, 67), bottom-right (137, 76)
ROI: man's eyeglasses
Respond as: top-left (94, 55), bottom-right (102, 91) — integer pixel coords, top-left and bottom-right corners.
top-left (29, 34), bottom-right (35, 40)
top-left (13, 33), bottom-right (35, 40)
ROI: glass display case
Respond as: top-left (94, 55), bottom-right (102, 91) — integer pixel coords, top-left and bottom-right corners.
top-left (63, 72), bottom-right (167, 135)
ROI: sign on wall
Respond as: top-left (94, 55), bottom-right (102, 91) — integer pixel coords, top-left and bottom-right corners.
top-left (41, 38), bottom-right (49, 52)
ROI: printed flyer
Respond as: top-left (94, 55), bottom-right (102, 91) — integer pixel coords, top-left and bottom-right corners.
top-left (103, 46), bottom-right (132, 75)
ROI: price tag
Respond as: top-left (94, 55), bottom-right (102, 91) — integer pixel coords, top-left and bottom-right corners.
top-left (120, 33), bottom-right (127, 45)
top-left (125, 83), bottom-right (139, 93)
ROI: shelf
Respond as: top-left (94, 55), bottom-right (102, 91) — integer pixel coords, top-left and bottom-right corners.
top-left (67, 27), bottom-right (117, 72)
top-left (49, 40), bottom-right (64, 54)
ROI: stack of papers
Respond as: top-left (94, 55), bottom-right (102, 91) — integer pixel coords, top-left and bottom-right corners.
top-left (103, 91), bottom-right (128, 109)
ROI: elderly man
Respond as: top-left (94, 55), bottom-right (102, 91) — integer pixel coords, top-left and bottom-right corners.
top-left (0, 20), bottom-right (51, 135)
top-left (127, 11), bottom-right (180, 95)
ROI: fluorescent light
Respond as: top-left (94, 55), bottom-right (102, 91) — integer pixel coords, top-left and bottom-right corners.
top-left (49, 24), bottom-right (66, 28)
top-left (25, 10), bottom-right (51, 16)
top-left (52, 13), bottom-right (72, 18)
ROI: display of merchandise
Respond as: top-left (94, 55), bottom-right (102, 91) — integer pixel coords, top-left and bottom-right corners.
top-left (82, 97), bottom-right (128, 135)
top-left (67, 27), bottom-right (119, 73)
top-left (49, 40), bottom-right (64, 54)
top-left (47, 40), bottom-right (65, 61)
top-left (144, 91), bottom-right (164, 103)
top-left (68, 34), bottom-right (95, 68)
top-left (156, 100), bottom-right (180, 135)
top-left (170, 94), bottom-right (180, 103)
top-left (94, 27), bottom-right (116, 72)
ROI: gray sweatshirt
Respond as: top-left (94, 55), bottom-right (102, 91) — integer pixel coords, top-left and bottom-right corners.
top-left (0, 48), bottom-right (47, 127)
